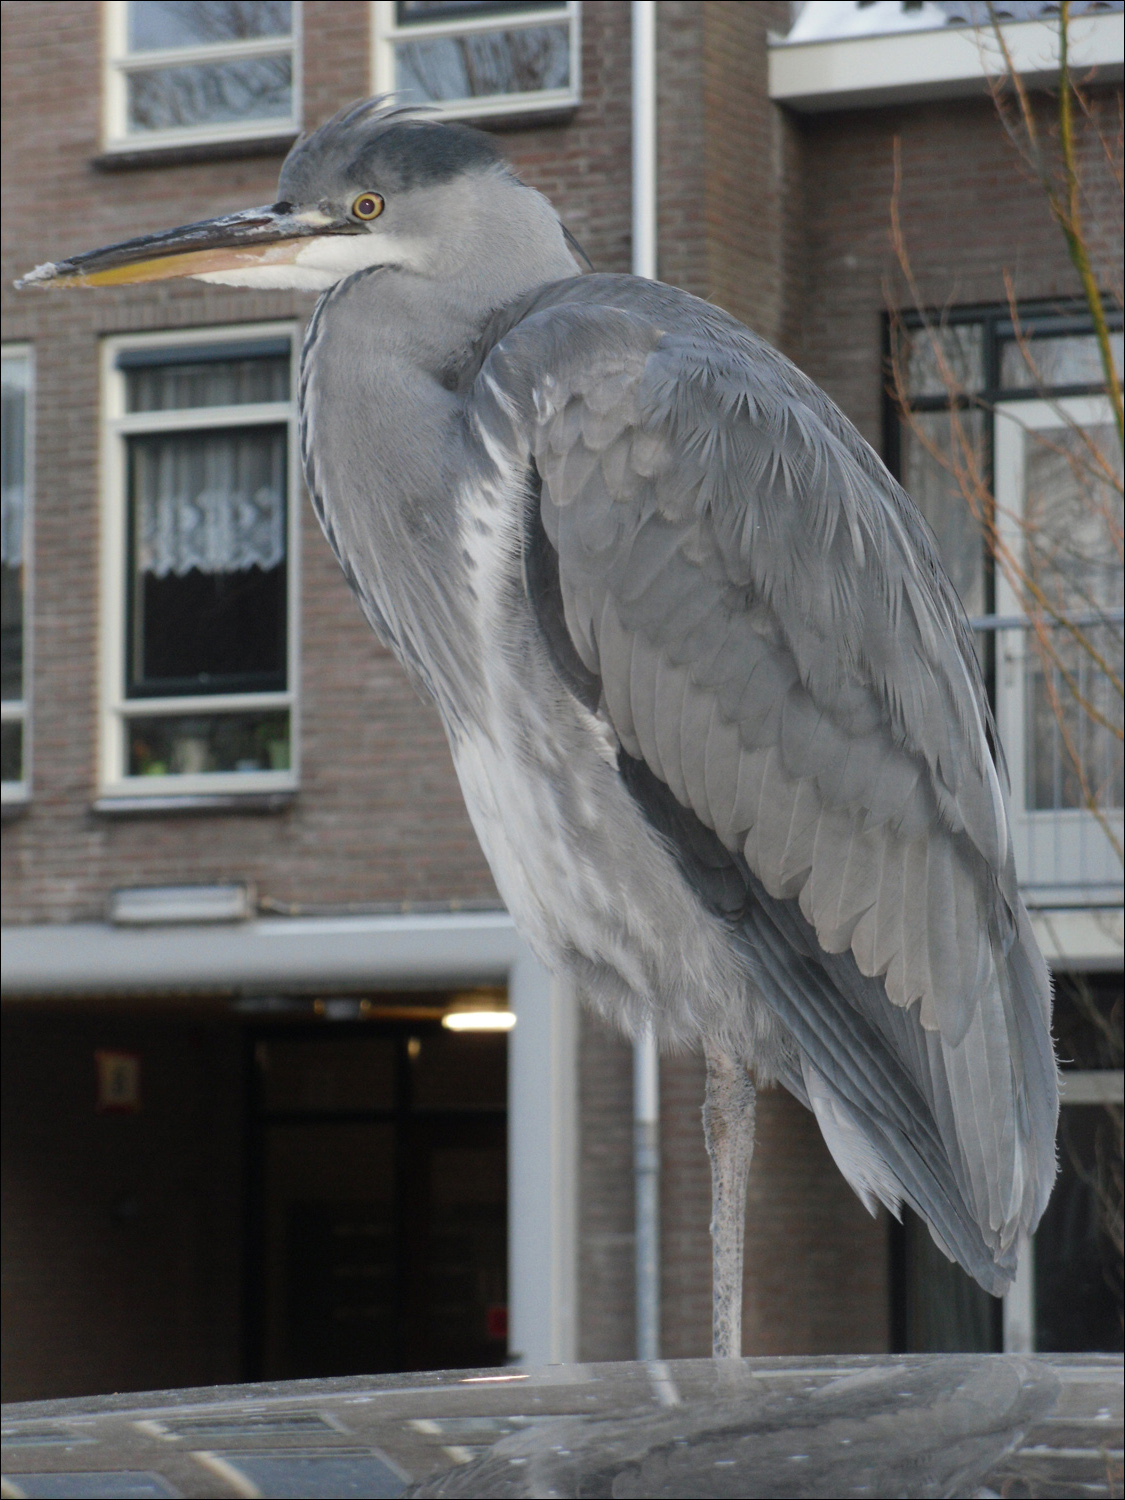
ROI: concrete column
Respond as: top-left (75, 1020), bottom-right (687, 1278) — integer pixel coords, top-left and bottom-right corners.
top-left (508, 947), bottom-right (578, 1366)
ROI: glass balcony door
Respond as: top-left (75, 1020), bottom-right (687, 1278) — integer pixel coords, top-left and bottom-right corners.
top-left (993, 396), bottom-right (1123, 906)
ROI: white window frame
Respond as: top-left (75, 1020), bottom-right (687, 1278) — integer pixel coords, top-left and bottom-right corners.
top-left (102, 0), bottom-right (303, 154)
top-left (993, 395), bottom-right (1124, 909)
top-left (371, 1), bottom-right (581, 122)
top-left (99, 323), bottom-right (301, 800)
top-left (1, 343), bottom-right (33, 807)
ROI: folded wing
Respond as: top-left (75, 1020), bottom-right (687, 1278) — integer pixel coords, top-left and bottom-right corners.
top-left (468, 276), bottom-right (1058, 1287)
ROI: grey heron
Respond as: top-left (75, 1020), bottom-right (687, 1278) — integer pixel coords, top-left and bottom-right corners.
top-left (21, 100), bottom-right (1059, 1359)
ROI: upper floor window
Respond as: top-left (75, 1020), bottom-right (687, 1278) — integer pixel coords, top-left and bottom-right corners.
top-left (100, 327), bottom-right (299, 800)
top-left (372, 2), bottom-right (580, 121)
top-left (1, 347), bottom-right (31, 803)
top-left (103, 1), bottom-right (302, 153)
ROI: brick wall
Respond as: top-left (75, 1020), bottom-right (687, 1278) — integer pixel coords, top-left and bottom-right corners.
top-left (703, 1), bottom-right (790, 343)
top-left (653, 1), bottom-right (790, 338)
top-left (1, 1005), bottom-right (245, 1401)
top-left (577, 1022), bottom-right (891, 1362)
top-left (788, 91), bottom-right (1123, 450)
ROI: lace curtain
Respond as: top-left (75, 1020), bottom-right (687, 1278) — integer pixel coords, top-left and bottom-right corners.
top-left (132, 426), bottom-right (286, 577)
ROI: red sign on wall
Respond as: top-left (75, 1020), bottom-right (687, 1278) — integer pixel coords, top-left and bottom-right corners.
top-left (95, 1050), bottom-right (142, 1113)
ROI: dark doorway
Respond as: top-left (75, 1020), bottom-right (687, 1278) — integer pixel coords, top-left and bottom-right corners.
top-left (891, 970), bottom-right (1124, 1354)
top-left (249, 1019), bottom-right (509, 1379)
top-left (1036, 972), bottom-right (1123, 1354)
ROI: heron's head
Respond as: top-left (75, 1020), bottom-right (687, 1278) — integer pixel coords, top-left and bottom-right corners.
top-left (18, 99), bottom-right (583, 297)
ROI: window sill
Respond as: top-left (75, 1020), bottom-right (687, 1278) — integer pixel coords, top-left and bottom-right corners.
top-left (93, 790), bottom-right (296, 817)
top-left (471, 104), bottom-right (579, 134)
top-left (93, 132), bottom-right (299, 172)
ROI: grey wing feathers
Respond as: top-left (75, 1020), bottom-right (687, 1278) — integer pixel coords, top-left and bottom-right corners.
top-left (469, 275), bottom-right (1058, 1286)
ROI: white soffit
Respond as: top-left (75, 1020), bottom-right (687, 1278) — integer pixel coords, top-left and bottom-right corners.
top-left (769, 12), bottom-right (1124, 112)
top-left (1030, 907), bottom-right (1124, 972)
top-left (0, 911), bottom-right (521, 996)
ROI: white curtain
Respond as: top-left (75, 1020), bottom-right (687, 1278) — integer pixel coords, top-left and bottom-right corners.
top-left (134, 428), bottom-right (285, 577)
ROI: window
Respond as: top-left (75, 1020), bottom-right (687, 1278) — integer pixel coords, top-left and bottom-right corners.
top-left (889, 304), bottom-right (1124, 907)
top-left (890, 309), bottom-right (1124, 1357)
top-left (103, 1), bottom-right (302, 153)
top-left (1, 347), bottom-right (31, 802)
top-left (372, 2), bottom-right (580, 121)
top-left (101, 327), bottom-right (299, 799)
top-left (894, 976), bottom-right (1123, 1357)
top-left (254, 1019), bottom-right (508, 1377)
top-left (1005, 971), bottom-right (1123, 1355)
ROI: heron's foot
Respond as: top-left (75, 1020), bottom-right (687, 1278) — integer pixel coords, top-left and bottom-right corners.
top-left (703, 1042), bottom-right (756, 1359)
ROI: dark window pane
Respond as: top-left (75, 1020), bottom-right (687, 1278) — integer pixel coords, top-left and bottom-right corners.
top-left (419, 1134), bottom-right (507, 1367)
top-left (1035, 1105), bottom-right (1124, 1352)
top-left (131, 564), bottom-right (286, 694)
top-left (126, 355), bottom-right (289, 412)
top-left (1039, 973), bottom-right (1123, 1351)
top-left (259, 1037), bottom-right (397, 1114)
top-left (128, 1), bottom-right (292, 51)
top-left (1, 564), bottom-right (22, 702)
top-left (127, 426), bottom-right (287, 696)
top-left (127, 709), bottom-right (289, 776)
top-left (411, 1028), bottom-right (507, 1110)
top-left (1, 719), bottom-right (22, 783)
top-left (128, 55), bottom-right (292, 132)
top-left (286, 1202), bottom-right (400, 1377)
top-left (398, 2), bottom-right (565, 21)
top-left (1053, 973), bottom-right (1123, 1073)
top-left (264, 1123), bottom-right (398, 1378)
top-left (901, 1207), bottom-right (999, 1352)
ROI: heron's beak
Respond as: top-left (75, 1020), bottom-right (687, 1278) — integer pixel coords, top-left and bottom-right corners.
top-left (16, 204), bottom-right (356, 289)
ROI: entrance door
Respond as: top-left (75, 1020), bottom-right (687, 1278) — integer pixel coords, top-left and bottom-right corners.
top-left (251, 1019), bottom-right (508, 1378)
top-left (993, 397), bottom-right (1123, 905)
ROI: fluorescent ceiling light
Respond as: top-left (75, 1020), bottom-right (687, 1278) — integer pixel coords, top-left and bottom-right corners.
top-left (442, 1010), bottom-right (516, 1032)
top-left (109, 883), bottom-right (253, 925)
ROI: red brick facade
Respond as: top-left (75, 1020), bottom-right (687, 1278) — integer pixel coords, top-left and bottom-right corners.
top-left (789, 93), bottom-right (1122, 451)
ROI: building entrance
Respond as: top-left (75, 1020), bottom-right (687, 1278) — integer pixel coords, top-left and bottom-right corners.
top-left (1, 998), bottom-right (509, 1403)
top-left (249, 1018), bottom-right (508, 1379)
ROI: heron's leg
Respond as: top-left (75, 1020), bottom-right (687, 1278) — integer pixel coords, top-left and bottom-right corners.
top-left (702, 1041), bottom-right (756, 1359)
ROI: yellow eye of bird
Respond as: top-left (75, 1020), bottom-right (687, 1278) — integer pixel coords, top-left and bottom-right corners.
top-left (352, 192), bottom-right (384, 221)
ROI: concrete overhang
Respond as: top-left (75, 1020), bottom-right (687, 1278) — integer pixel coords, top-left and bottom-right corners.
top-left (2, 905), bottom-right (1119, 1001)
top-left (0, 910), bottom-right (521, 998)
top-left (769, 12), bottom-right (1124, 112)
